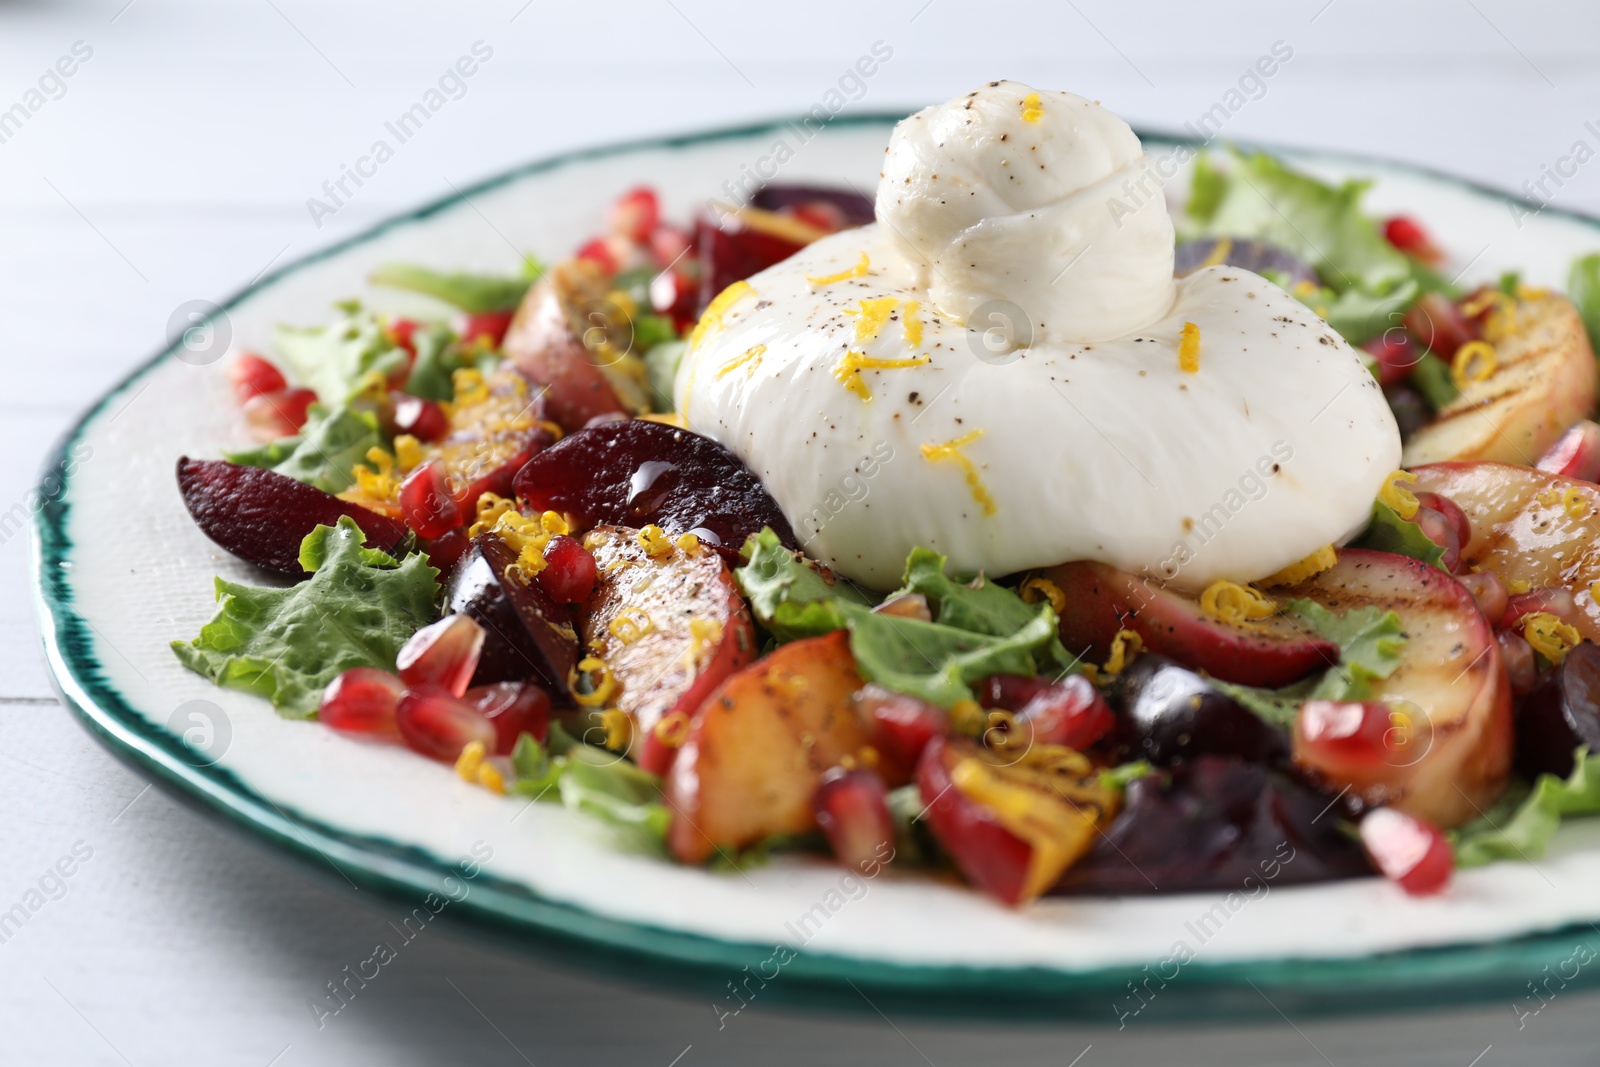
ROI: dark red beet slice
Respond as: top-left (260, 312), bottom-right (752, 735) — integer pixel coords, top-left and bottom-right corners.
top-left (177, 458), bottom-right (410, 579)
top-left (512, 419), bottom-right (796, 561)
top-left (445, 534), bottom-right (579, 702)
top-left (751, 184), bottom-right (876, 227)
top-left (693, 209), bottom-right (807, 313)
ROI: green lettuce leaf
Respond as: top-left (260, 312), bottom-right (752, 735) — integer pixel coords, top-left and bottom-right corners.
top-left (1214, 601), bottom-right (1407, 726)
top-left (1568, 253), bottom-right (1600, 352)
top-left (1454, 749), bottom-right (1600, 868)
top-left (370, 257), bottom-right (542, 314)
top-left (224, 404), bottom-right (382, 494)
top-left (509, 726), bottom-right (670, 854)
top-left (644, 339), bottom-right (686, 412)
top-left (1407, 351), bottom-right (1461, 410)
top-left (171, 516), bottom-right (439, 717)
top-left (734, 530), bottom-right (1072, 707)
top-left (274, 306), bottom-right (410, 406)
top-left (401, 322), bottom-right (466, 402)
top-left (1351, 500), bottom-right (1449, 570)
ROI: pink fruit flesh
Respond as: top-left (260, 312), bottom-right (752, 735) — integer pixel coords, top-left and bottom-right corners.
top-left (855, 684), bottom-right (948, 784)
top-left (813, 767), bottom-right (896, 875)
top-left (539, 534), bottom-right (597, 605)
top-left (1502, 586), bottom-right (1578, 629)
top-left (243, 387), bottom-right (317, 440)
top-left (1412, 505), bottom-right (1462, 572)
top-left (1360, 807), bottom-right (1453, 896)
top-left (466, 682), bottom-right (551, 754)
top-left (1498, 629), bottom-right (1538, 695)
top-left (397, 615), bottom-right (486, 697)
top-left (1536, 420), bottom-right (1600, 482)
top-left (320, 668), bottom-right (404, 736)
top-left (1008, 675), bottom-right (1115, 751)
top-left (177, 458), bottom-right (411, 578)
top-left (399, 460), bottom-right (463, 540)
top-left (228, 353), bottom-right (287, 403)
top-left (1458, 570), bottom-right (1509, 625)
top-left (396, 684), bottom-right (497, 762)
top-left (1296, 699), bottom-right (1406, 774)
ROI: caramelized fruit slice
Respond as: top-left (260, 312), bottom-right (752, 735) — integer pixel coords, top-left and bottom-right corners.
top-left (579, 525), bottom-right (757, 775)
top-left (664, 631), bottom-right (870, 863)
top-left (434, 365), bottom-right (556, 515)
top-left (1278, 548), bottom-right (1511, 829)
top-left (444, 534), bottom-right (580, 698)
top-left (177, 457), bottom-right (410, 578)
top-left (514, 418), bottom-right (797, 560)
top-left (1047, 560), bottom-right (1338, 688)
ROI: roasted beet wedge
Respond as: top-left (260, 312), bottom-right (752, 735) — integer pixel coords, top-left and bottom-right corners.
top-left (444, 534), bottom-right (580, 699)
top-left (513, 418), bottom-right (797, 559)
top-left (1054, 757), bottom-right (1371, 895)
top-left (750, 184), bottom-right (876, 228)
top-left (177, 458), bottom-right (410, 578)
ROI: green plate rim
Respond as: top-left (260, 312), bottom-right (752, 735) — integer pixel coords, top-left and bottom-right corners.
top-left (31, 112), bottom-right (1600, 1023)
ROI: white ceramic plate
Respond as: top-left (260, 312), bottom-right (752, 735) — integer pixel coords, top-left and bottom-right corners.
top-left (35, 115), bottom-right (1600, 1019)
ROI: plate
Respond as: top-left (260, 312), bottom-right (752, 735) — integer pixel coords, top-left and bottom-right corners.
top-left (33, 114), bottom-right (1600, 1021)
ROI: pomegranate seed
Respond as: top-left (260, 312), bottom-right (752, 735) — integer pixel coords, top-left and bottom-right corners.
top-left (1298, 699), bottom-right (1411, 771)
top-left (320, 668), bottom-right (404, 736)
top-left (466, 682), bottom-right (551, 754)
top-left (389, 317), bottom-right (422, 354)
top-left (392, 393), bottom-right (450, 442)
top-left (1412, 505), bottom-right (1462, 572)
top-left (609, 186), bottom-right (660, 242)
top-left (460, 310), bottom-right (514, 349)
top-left (228, 353), bottom-right (288, 403)
top-left (813, 767), bottom-right (896, 875)
top-left (242, 387), bottom-right (317, 440)
top-left (576, 237), bottom-right (620, 275)
top-left (856, 684), bottom-right (948, 781)
top-left (1498, 629), bottom-right (1538, 695)
top-left (396, 615), bottom-right (486, 696)
top-left (398, 460), bottom-right (463, 540)
top-left (1007, 674), bottom-right (1115, 751)
top-left (1382, 215), bottom-right (1443, 264)
top-left (1360, 807), bottom-right (1453, 895)
top-left (1536, 420), bottom-right (1600, 482)
top-left (396, 684), bottom-right (497, 762)
top-left (425, 527), bottom-right (471, 576)
top-left (1362, 332), bottom-right (1422, 387)
top-left (1502, 586), bottom-right (1577, 630)
top-left (648, 267), bottom-right (699, 331)
top-left (1458, 570), bottom-right (1509, 625)
top-left (1404, 292), bottom-right (1478, 359)
top-left (538, 535), bottom-right (597, 605)
top-left (650, 224), bottom-right (693, 269)
top-left (1413, 492), bottom-right (1470, 549)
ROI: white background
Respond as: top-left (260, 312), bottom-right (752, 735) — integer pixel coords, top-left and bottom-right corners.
top-left (5, 1), bottom-right (1600, 1063)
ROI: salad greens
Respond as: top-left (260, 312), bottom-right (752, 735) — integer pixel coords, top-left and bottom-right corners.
top-left (511, 725), bottom-right (671, 854)
top-left (1351, 500), bottom-right (1450, 571)
top-left (1455, 750), bottom-right (1600, 868)
top-left (736, 530), bottom-right (1075, 707)
top-left (171, 517), bottom-right (439, 718)
top-left (274, 304), bottom-right (409, 406)
top-left (1568, 252), bottom-right (1600, 352)
top-left (370, 258), bottom-right (544, 314)
top-left (224, 404), bottom-right (382, 494)
top-left (1215, 600), bottom-right (1407, 726)
top-left (1188, 149), bottom-right (1452, 343)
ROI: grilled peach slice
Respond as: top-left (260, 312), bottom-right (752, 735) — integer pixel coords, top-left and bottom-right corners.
top-left (1278, 548), bottom-right (1511, 828)
top-left (580, 526), bottom-right (757, 775)
top-left (501, 260), bottom-right (649, 431)
top-left (1401, 291), bottom-right (1596, 466)
top-left (1046, 560), bottom-right (1338, 687)
top-left (664, 632), bottom-right (871, 863)
top-left (1411, 461), bottom-right (1600, 643)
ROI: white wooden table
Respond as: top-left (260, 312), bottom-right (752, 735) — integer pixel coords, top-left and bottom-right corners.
top-left (6, 1), bottom-right (1600, 1062)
